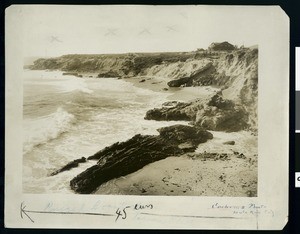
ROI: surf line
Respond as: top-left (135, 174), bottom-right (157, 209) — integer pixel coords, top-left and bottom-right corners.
top-left (20, 202), bottom-right (115, 223)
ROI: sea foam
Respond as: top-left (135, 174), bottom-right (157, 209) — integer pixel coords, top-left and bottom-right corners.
top-left (23, 107), bottom-right (76, 154)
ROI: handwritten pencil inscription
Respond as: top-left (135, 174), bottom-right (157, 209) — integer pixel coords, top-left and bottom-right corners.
top-left (20, 201), bottom-right (274, 224)
top-left (211, 202), bottom-right (274, 217)
top-left (20, 201), bottom-right (154, 223)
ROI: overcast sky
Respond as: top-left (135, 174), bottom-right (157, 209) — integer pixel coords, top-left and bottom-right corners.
top-left (19, 5), bottom-right (266, 57)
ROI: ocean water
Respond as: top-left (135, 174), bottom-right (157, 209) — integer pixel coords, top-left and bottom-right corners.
top-left (23, 70), bottom-right (189, 194)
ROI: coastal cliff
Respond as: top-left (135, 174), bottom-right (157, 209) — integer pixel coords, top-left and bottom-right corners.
top-left (28, 52), bottom-right (194, 77)
top-left (143, 48), bottom-right (258, 131)
top-left (29, 42), bottom-right (258, 195)
top-left (29, 46), bottom-right (258, 130)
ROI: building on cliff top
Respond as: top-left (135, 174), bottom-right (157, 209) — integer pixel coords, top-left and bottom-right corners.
top-left (208, 41), bottom-right (235, 51)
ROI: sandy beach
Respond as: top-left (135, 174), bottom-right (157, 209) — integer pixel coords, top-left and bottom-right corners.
top-left (122, 76), bottom-right (171, 93)
top-left (122, 75), bottom-right (221, 102)
top-left (94, 76), bottom-right (257, 197)
top-left (95, 131), bottom-right (257, 197)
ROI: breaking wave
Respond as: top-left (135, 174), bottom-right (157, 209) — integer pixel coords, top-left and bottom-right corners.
top-left (23, 107), bottom-right (76, 154)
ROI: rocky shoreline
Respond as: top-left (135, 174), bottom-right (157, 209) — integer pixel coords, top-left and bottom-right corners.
top-left (28, 42), bottom-right (258, 196)
top-left (69, 125), bottom-right (212, 194)
top-left (145, 94), bottom-right (249, 132)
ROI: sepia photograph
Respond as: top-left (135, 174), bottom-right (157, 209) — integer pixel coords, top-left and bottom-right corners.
top-left (5, 5), bottom-right (288, 229)
top-left (22, 6), bottom-right (258, 196)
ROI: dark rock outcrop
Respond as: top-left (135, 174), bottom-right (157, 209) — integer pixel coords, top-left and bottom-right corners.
top-left (145, 102), bottom-right (191, 121)
top-left (162, 101), bottom-right (181, 107)
top-left (167, 77), bottom-right (191, 87)
top-left (70, 125), bottom-right (212, 194)
top-left (157, 125), bottom-right (213, 146)
top-left (63, 72), bottom-right (80, 77)
top-left (50, 157), bottom-right (86, 176)
top-left (145, 94), bottom-right (249, 132)
top-left (167, 62), bottom-right (214, 87)
top-left (195, 95), bottom-right (248, 132)
top-left (97, 71), bottom-right (121, 78)
top-left (71, 135), bottom-right (180, 194)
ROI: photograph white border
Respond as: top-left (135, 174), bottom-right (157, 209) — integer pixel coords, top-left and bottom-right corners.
top-left (5, 5), bottom-right (289, 229)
